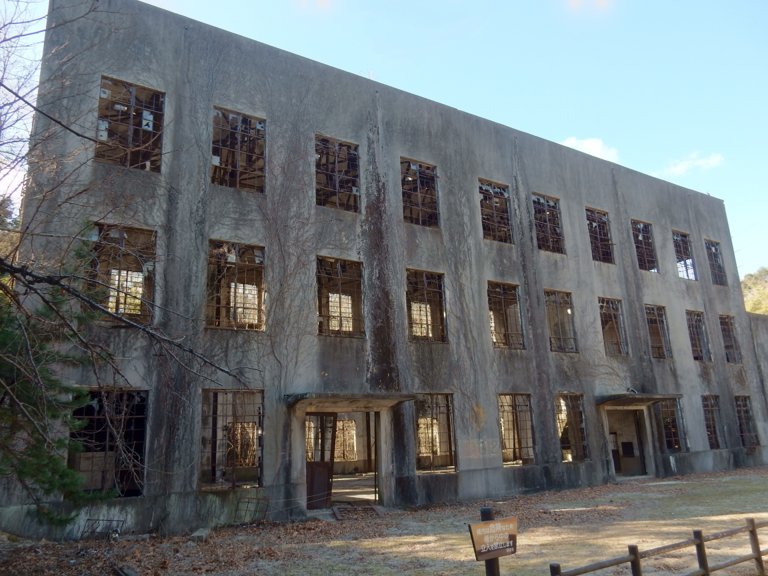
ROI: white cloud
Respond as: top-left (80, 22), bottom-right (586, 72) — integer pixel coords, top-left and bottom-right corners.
top-left (662, 152), bottom-right (724, 177)
top-left (560, 137), bottom-right (619, 162)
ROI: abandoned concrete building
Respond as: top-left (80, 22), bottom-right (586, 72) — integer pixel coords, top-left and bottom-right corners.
top-left (6, 0), bottom-right (768, 538)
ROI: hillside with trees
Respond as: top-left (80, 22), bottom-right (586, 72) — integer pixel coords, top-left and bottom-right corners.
top-left (742, 267), bottom-right (768, 314)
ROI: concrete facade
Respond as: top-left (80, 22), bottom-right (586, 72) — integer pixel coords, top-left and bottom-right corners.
top-left (6, 0), bottom-right (767, 539)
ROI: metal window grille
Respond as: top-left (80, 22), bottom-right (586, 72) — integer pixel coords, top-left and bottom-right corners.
top-left (498, 394), bottom-right (535, 465)
top-left (705, 240), bottom-right (728, 286)
top-left (315, 136), bottom-right (360, 212)
top-left (555, 394), bottom-right (588, 462)
top-left (734, 396), bottom-right (759, 449)
top-left (317, 257), bottom-right (364, 336)
top-left (211, 108), bottom-right (266, 192)
top-left (631, 220), bottom-right (658, 272)
top-left (415, 394), bottom-right (455, 470)
top-left (585, 208), bottom-right (613, 263)
top-left (686, 310), bottom-right (711, 362)
top-left (479, 180), bottom-right (512, 243)
top-left (406, 270), bottom-right (446, 342)
top-left (645, 304), bottom-right (672, 359)
top-left (719, 315), bottom-right (742, 364)
top-left (334, 419), bottom-right (357, 461)
top-left (488, 282), bottom-right (524, 349)
top-left (701, 395), bottom-right (721, 450)
top-left (206, 241), bottom-right (265, 330)
top-left (401, 159), bottom-right (439, 227)
top-left (533, 194), bottom-right (565, 253)
top-left (673, 231), bottom-right (697, 280)
top-left (545, 290), bottom-right (577, 353)
top-left (655, 399), bottom-right (683, 453)
top-left (599, 297), bottom-right (628, 356)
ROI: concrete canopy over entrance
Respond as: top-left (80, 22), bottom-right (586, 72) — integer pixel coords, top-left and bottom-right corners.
top-left (598, 393), bottom-right (682, 408)
top-left (285, 393), bottom-right (415, 412)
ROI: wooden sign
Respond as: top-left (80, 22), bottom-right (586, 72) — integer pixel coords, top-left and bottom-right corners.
top-left (468, 516), bottom-right (518, 561)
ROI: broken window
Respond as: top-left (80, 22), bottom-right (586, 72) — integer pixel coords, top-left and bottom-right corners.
top-left (415, 394), bottom-right (455, 471)
top-left (200, 390), bottom-right (263, 489)
top-left (705, 239), bottom-right (727, 286)
top-left (686, 310), bottom-right (711, 362)
top-left (645, 304), bottom-right (672, 359)
top-left (69, 390), bottom-right (147, 496)
top-left (96, 77), bottom-right (164, 172)
top-left (91, 225), bottom-right (155, 323)
top-left (734, 395), bottom-right (759, 450)
top-left (655, 399), bottom-right (684, 453)
top-left (585, 207), bottom-right (614, 264)
top-left (211, 108), bottom-right (266, 192)
top-left (487, 282), bottom-right (524, 349)
top-left (315, 135), bottom-right (359, 212)
top-left (479, 180), bottom-right (512, 243)
top-left (719, 314), bottom-right (742, 364)
top-left (317, 257), bottom-right (364, 337)
top-left (498, 394), bottom-right (535, 465)
top-left (406, 269), bottom-right (446, 342)
top-left (631, 220), bottom-right (658, 272)
top-left (401, 159), bottom-right (439, 227)
top-left (206, 241), bottom-right (265, 330)
top-left (544, 290), bottom-right (577, 353)
top-left (533, 194), bottom-right (565, 253)
top-left (599, 297), bottom-right (628, 356)
top-left (701, 395), bottom-right (721, 450)
top-left (555, 394), bottom-right (588, 463)
top-left (334, 419), bottom-right (357, 461)
top-left (673, 231), bottom-right (697, 280)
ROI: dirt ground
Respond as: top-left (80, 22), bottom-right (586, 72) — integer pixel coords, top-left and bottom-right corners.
top-left (2, 466), bottom-right (768, 576)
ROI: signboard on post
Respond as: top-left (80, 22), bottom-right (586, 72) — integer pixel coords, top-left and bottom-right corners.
top-left (468, 516), bottom-right (518, 561)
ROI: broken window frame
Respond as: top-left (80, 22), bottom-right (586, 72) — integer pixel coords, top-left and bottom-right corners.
top-left (487, 281), bottom-right (525, 349)
top-left (479, 179), bottom-right (512, 243)
top-left (205, 240), bottom-right (265, 330)
top-left (415, 394), bottom-right (456, 472)
top-left (315, 135), bottom-right (360, 212)
top-left (631, 220), bottom-right (659, 273)
top-left (555, 393), bottom-right (589, 463)
top-left (69, 389), bottom-right (148, 497)
top-left (401, 159), bottom-right (439, 228)
top-left (95, 77), bottom-right (164, 172)
top-left (719, 314), bottom-right (742, 364)
top-left (673, 230), bottom-right (698, 281)
top-left (406, 269), bottom-right (446, 342)
top-left (585, 207), bottom-right (614, 264)
top-left (598, 297), bottom-right (628, 357)
top-left (316, 257), bottom-right (364, 337)
top-left (544, 290), bottom-right (577, 353)
top-left (211, 107), bottom-right (266, 192)
top-left (655, 399), bottom-right (685, 454)
top-left (705, 239), bottom-right (728, 286)
top-left (333, 418), bottom-right (358, 462)
top-left (686, 310), bottom-right (711, 362)
top-left (200, 389), bottom-right (263, 489)
top-left (734, 395), bottom-right (759, 450)
top-left (701, 395), bottom-right (722, 450)
top-left (533, 194), bottom-right (565, 254)
top-left (498, 394), bottom-right (535, 466)
top-left (645, 304), bottom-right (672, 359)
top-left (91, 225), bottom-right (156, 323)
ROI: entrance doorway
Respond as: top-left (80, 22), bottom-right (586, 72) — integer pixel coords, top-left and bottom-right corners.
top-left (606, 409), bottom-right (648, 476)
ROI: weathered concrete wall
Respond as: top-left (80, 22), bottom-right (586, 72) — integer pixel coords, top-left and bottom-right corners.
top-left (7, 0), bottom-right (767, 538)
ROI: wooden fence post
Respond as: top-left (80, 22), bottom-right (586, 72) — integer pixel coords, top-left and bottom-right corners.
top-left (693, 529), bottom-right (709, 575)
top-left (549, 563), bottom-right (562, 576)
top-left (747, 518), bottom-right (766, 576)
top-left (628, 544), bottom-right (643, 576)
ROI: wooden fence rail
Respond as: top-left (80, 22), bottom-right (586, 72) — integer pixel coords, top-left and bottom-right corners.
top-left (550, 518), bottom-right (767, 576)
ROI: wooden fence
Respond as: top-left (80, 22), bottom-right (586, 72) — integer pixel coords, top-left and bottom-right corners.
top-left (550, 518), bottom-right (767, 576)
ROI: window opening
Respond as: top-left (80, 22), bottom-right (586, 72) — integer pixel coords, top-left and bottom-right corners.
top-left (200, 390), bottom-right (263, 489)
top-left (96, 77), bottom-right (164, 172)
top-left (645, 304), bottom-right (672, 359)
top-left (206, 241), bottom-right (265, 330)
top-left (631, 220), bottom-right (658, 272)
top-left (316, 136), bottom-right (359, 212)
top-left (555, 394), bottom-right (588, 462)
top-left (533, 194), bottom-right (565, 253)
top-left (498, 394), bottom-right (535, 465)
top-left (69, 390), bottom-right (147, 496)
top-left (701, 395), bottom-right (721, 450)
top-left (655, 399), bottom-right (684, 453)
top-left (92, 225), bottom-right (155, 323)
top-left (673, 231), bottom-right (697, 280)
top-left (317, 257), bottom-right (364, 337)
top-left (211, 108), bottom-right (266, 192)
top-left (734, 396), bottom-right (759, 449)
top-left (479, 180), bottom-right (512, 243)
top-left (686, 310), bottom-right (711, 362)
top-left (585, 207), bottom-right (614, 264)
top-left (599, 297), bottom-right (628, 356)
top-left (719, 314), bottom-right (742, 364)
top-left (406, 269), bottom-right (446, 342)
top-left (545, 290), bottom-right (577, 353)
top-left (487, 282), bottom-right (524, 349)
top-left (334, 419), bottom-right (357, 461)
top-left (401, 159), bottom-right (439, 227)
top-left (705, 239), bottom-right (727, 285)
top-left (415, 394), bottom-right (455, 471)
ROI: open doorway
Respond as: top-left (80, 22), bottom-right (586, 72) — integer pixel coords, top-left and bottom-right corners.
top-left (605, 409), bottom-right (648, 477)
